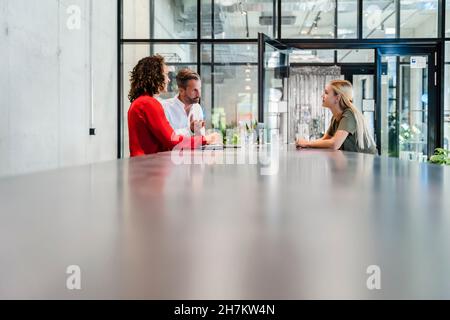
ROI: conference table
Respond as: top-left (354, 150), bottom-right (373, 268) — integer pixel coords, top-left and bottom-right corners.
top-left (1, 145), bottom-right (450, 299)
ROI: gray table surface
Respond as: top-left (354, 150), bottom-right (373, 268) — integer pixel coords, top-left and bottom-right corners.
top-left (1, 145), bottom-right (450, 299)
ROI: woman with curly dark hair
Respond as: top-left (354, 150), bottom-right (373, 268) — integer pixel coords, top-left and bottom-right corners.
top-left (127, 55), bottom-right (220, 157)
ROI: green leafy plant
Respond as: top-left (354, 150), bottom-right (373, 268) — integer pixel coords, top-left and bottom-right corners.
top-left (231, 133), bottom-right (240, 145)
top-left (245, 120), bottom-right (258, 132)
top-left (221, 123), bottom-right (238, 145)
top-left (430, 148), bottom-right (450, 165)
top-left (388, 113), bottom-right (398, 157)
top-left (399, 123), bottom-right (422, 144)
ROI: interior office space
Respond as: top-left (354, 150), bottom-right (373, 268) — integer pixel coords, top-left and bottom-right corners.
top-left (120, 0), bottom-right (449, 160)
top-left (1, 0), bottom-right (450, 303)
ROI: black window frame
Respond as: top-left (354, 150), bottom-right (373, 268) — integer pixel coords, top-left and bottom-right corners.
top-left (118, 0), bottom-right (447, 158)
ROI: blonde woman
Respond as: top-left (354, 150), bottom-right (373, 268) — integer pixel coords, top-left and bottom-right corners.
top-left (296, 80), bottom-right (377, 155)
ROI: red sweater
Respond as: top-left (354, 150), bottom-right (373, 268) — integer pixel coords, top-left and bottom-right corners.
top-left (128, 95), bottom-right (205, 157)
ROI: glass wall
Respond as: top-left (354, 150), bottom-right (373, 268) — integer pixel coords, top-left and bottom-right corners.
top-left (338, 0), bottom-right (358, 38)
top-left (278, 0), bottom-right (358, 39)
top-left (445, 42), bottom-right (450, 150)
top-left (400, 0), bottom-right (438, 38)
top-left (337, 49), bottom-right (375, 63)
top-left (363, 0), bottom-right (397, 38)
top-left (282, 0), bottom-right (336, 38)
top-left (123, 0), bottom-right (150, 39)
top-left (202, 0), bottom-right (276, 39)
top-left (120, 0), bottom-right (447, 156)
top-left (362, 0), bottom-right (438, 39)
top-left (289, 49), bottom-right (335, 63)
top-left (123, 0), bottom-right (198, 39)
top-left (447, 0), bottom-right (450, 37)
top-left (201, 44), bottom-right (258, 129)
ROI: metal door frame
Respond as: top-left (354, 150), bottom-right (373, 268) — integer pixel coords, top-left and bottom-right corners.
top-left (376, 45), bottom-right (440, 157)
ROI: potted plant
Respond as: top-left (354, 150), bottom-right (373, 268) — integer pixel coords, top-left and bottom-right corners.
top-left (429, 148), bottom-right (450, 165)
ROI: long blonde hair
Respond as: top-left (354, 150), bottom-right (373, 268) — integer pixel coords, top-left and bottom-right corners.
top-left (329, 80), bottom-right (376, 150)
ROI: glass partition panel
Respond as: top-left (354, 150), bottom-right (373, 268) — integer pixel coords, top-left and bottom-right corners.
top-left (123, 0), bottom-right (198, 39)
top-left (363, 0), bottom-right (397, 39)
top-left (282, 0), bottom-right (336, 39)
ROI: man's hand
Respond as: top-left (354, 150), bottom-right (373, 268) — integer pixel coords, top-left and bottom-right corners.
top-left (191, 120), bottom-right (205, 135)
top-left (205, 132), bottom-right (222, 145)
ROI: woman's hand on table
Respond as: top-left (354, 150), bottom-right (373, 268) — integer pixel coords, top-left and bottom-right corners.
top-left (296, 138), bottom-right (310, 149)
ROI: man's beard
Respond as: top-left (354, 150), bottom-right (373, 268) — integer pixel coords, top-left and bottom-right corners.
top-left (187, 97), bottom-right (200, 104)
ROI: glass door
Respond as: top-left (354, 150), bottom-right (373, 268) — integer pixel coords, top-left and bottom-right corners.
top-left (258, 33), bottom-right (290, 144)
top-left (377, 47), bottom-right (438, 161)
